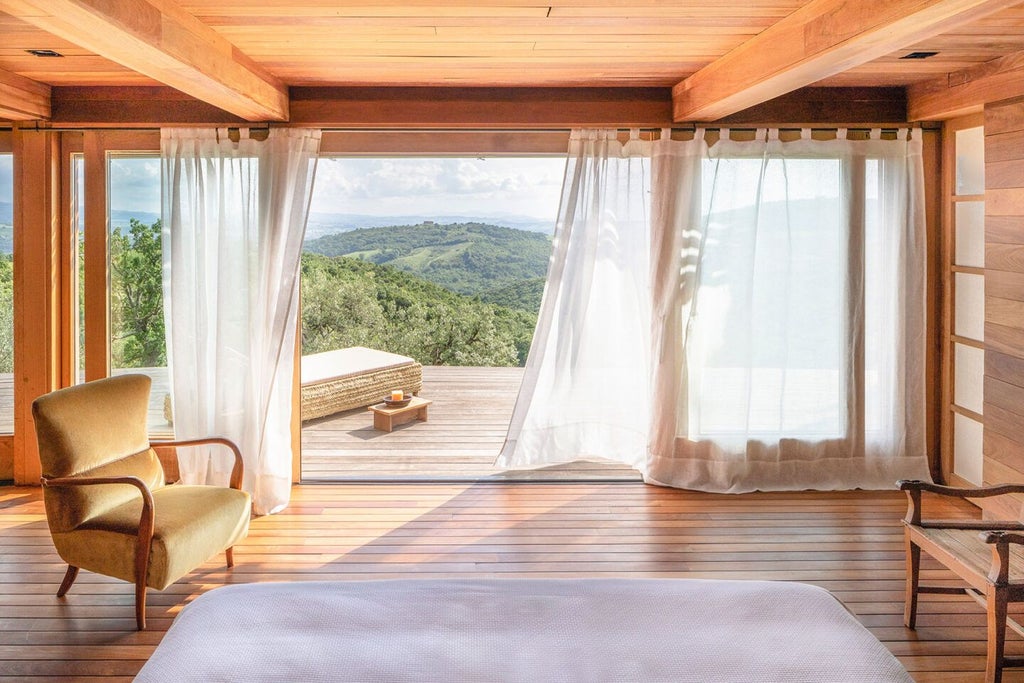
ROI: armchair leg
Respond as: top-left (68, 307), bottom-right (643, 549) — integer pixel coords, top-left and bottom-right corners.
top-left (986, 586), bottom-right (1009, 683)
top-left (56, 565), bottom-right (79, 598)
top-left (904, 532), bottom-right (921, 629)
top-left (226, 547), bottom-right (234, 568)
top-left (135, 579), bottom-right (147, 630)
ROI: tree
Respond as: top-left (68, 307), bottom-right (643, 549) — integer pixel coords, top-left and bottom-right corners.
top-left (299, 253), bottom-right (535, 367)
top-left (109, 218), bottom-right (165, 368)
top-left (0, 253), bottom-right (12, 373)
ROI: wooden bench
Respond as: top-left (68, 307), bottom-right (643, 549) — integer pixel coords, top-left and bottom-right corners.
top-left (300, 347), bottom-right (422, 421)
top-left (900, 480), bottom-right (1024, 683)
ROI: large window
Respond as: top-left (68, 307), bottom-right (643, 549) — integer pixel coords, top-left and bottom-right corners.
top-left (687, 141), bottom-right (917, 459)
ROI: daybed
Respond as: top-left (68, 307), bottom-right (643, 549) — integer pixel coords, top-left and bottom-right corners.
top-left (300, 346), bottom-right (422, 421)
top-left (135, 578), bottom-right (911, 682)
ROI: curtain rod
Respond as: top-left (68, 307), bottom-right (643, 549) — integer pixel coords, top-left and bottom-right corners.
top-left (2, 123), bottom-right (933, 134)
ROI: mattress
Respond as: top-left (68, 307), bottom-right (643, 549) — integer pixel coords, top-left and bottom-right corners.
top-left (135, 578), bottom-right (912, 683)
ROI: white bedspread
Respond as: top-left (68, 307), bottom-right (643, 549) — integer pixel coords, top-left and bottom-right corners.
top-left (135, 578), bottom-right (912, 682)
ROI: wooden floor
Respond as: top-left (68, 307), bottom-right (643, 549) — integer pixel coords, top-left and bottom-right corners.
top-left (1, 482), bottom-right (1020, 681)
top-left (301, 365), bottom-right (639, 481)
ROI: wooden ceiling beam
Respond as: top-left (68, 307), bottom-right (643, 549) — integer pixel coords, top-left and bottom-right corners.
top-left (671, 0), bottom-right (1021, 122)
top-left (0, 66), bottom-right (50, 120)
top-left (0, 0), bottom-right (288, 121)
top-left (908, 49), bottom-right (1024, 120)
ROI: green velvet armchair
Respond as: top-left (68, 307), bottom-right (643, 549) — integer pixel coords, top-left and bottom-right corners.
top-left (32, 374), bottom-right (251, 630)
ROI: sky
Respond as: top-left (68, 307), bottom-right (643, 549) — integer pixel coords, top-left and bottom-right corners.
top-left (95, 155), bottom-right (567, 223)
top-left (309, 157), bottom-right (566, 221)
top-left (0, 154), bottom-right (11, 205)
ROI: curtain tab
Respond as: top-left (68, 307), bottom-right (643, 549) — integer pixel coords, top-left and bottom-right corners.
top-left (837, 128), bottom-right (848, 140)
top-left (767, 129), bottom-right (779, 141)
top-left (757, 128), bottom-right (768, 142)
top-left (898, 127), bottom-right (910, 141)
top-left (629, 128), bottom-right (641, 141)
top-left (801, 128), bottom-right (811, 140)
top-left (870, 128), bottom-right (880, 140)
top-left (660, 127), bottom-right (671, 141)
top-left (717, 128), bottom-right (729, 143)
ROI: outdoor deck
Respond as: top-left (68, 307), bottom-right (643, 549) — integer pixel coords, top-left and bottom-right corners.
top-left (301, 365), bottom-right (640, 481)
top-left (0, 366), bottom-right (639, 481)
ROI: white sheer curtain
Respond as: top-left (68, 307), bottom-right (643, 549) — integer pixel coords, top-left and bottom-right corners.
top-left (161, 128), bottom-right (320, 515)
top-left (503, 127), bottom-right (931, 492)
top-left (648, 128), bottom-right (931, 491)
top-left (498, 129), bottom-right (703, 471)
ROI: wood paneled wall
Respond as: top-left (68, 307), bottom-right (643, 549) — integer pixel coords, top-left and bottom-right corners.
top-left (983, 97), bottom-right (1024, 518)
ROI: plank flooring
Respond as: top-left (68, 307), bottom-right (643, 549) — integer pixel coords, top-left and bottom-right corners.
top-left (301, 365), bottom-right (639, 481)
top-left (0, 482), bottom-right (1020, 681)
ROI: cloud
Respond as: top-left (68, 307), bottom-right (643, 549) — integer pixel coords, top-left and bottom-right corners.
top-left (52, 153), bottom-right (567, 221)
top-left (311, 157), bottom-right (565, 219)
top-left (108, 156), bottom-right (161, 213)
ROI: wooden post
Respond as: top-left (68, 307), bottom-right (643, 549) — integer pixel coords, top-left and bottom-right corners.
top-left (12, 126), bottom-right (62, 485)
top-left (82, 131), bottom-right (109, 382)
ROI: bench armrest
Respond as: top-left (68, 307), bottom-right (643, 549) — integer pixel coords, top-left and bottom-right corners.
top-left (982, 531), bottom-right (1024, 585)
top-left (898, 480), bottom-right (1024, 527)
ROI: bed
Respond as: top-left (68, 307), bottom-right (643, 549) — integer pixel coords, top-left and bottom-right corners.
top-left (300, 347), bottom-right (422, 421)
top-left (135, 578), bottom-right (911, 682)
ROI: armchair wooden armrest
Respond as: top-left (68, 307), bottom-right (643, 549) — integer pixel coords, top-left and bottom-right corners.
top-left (40, 475), bottom-right (156, 599)
top-left (151, 437), bottom-right (244, 490)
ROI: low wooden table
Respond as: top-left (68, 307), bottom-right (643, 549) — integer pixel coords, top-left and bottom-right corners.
top-left (368, 396), bottom-right (431, 432)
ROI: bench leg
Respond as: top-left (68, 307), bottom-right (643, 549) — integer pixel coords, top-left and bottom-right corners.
top-left (904, 531), bottom-right (921, 629)
top-left (987, 585), bottom-right (1008, 683)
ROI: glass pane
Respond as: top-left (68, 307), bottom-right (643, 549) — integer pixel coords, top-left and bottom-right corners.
top-left (953, 413), bottom-right (984, 485)
top-left (71, 153), bottom-right (85, 384)
top-left (691, 156), bottom-right (845, 438)
top-left (954, 342), bottom-right (984, 415)
top-left (954, 201), bottom-right (985, 268)
top-left (955, 126), bottom-right (985, 196)
top-left (107, 155), bottom-right (168, 436)
top-left (954, 272), bottom-right (985, 341)
top-left (0, 153), bottom-right (11, 434)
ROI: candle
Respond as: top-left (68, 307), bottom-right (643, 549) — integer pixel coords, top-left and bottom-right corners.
top-left (391, 390), bottom-right (404, 402)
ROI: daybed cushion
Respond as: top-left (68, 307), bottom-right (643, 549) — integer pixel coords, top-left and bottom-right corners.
top-left (136, 578), bottom-right (912, 682)
top-left (300, 347), bottom-right (423, 420)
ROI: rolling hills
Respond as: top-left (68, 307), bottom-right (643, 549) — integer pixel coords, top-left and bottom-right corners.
top-left (303, 221), bottom-right (551, 300)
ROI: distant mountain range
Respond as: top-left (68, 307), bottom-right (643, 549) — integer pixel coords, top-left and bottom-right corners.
top-left (0, 203), bottom-right (553, 238)
top-left (305, 211), bottom-right (554, 239)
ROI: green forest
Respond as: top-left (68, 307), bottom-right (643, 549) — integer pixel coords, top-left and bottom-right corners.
top-left (0, 219), bottom-right (548, 373)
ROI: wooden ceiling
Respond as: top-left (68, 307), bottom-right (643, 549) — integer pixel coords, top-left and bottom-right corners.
top-left (1, 0), bottom-right (1024, 123)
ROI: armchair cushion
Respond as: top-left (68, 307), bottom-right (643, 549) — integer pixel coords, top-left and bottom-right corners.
top-left (43, 449), bottom-right (165, 533)
top-left (52, 485), bottom-right (251, 591)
